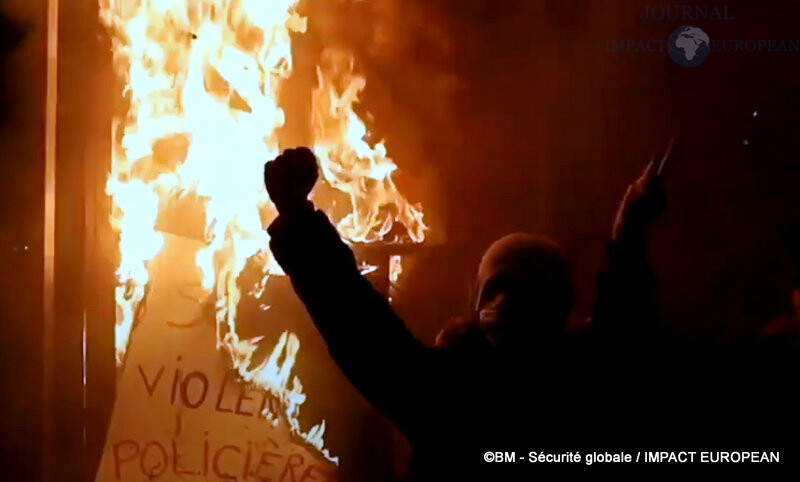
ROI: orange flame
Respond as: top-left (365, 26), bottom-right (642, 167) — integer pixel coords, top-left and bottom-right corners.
top-left (100, 0), bottom-right (425, 463)
top-left (389, 255), bottom-right (403, 285)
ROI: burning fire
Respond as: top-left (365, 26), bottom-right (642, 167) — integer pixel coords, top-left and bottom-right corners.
top-left (99, 0), bottom-right (426, 463)
top-left (389, 255), bottom-right (403, 284)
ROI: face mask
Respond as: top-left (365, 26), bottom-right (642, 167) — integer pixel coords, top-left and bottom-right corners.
top-left (477, 293), bottom-right (506, 346)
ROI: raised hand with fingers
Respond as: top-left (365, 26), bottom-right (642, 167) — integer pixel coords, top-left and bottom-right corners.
top-left (612, 140), bottom-right (675, 242)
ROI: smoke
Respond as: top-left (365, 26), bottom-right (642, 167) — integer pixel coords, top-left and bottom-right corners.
top-left (306, 0), bottom-right (462, 126)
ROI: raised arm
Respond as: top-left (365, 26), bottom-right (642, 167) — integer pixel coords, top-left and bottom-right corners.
top-left (264, 148), bottom-right (437, 441)
top-left (592, 142), bottom-right (674, 339)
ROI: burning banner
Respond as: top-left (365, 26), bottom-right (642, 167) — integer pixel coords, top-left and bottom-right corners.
top-left (95, 0), bottom-right (426, 474)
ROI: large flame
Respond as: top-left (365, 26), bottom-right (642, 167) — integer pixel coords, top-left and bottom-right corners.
top-left (99, 0), bottom-right (426, 464)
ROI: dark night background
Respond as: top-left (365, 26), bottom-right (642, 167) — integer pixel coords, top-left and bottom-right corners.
top-left (2, 0), bottom-right (800, 479)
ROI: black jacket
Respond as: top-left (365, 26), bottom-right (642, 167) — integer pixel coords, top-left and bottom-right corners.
top-left (268, 208), bottom-right (799, 478)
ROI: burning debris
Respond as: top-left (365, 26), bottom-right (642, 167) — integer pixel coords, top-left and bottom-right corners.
top-left (99, 0), bottom-right (426, 463)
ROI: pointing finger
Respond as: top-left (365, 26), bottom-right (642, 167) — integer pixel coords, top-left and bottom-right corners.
top-left (657, 137), bottom-right (676, 177)
top-left (640, 155), bottom-right (657, 185)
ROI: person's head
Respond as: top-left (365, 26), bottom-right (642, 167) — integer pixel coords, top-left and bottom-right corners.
top-left (473, 233), bottom-right (574, 347)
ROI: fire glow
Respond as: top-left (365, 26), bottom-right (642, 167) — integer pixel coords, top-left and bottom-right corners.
top-left (99, 0), bottom-right (426, 463)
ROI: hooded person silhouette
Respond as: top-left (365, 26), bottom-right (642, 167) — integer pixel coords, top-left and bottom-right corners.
top-left (472, 233), bottom-right (574, 348)
top-left (264, 146), bottom-right (674, 478)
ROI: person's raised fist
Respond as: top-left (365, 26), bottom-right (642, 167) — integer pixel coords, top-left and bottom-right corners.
top-left (264, 147), bottom-right (319, 214)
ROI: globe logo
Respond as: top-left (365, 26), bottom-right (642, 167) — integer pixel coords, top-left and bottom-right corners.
top-left (668, 25), bottom-right (710, 67)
